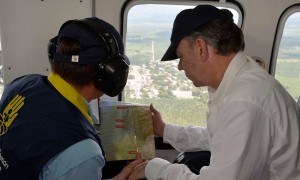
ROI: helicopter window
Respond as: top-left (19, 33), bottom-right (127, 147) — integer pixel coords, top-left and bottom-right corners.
top-left (273, 9), bottom-right (300, 101)
top-left (123, 3), bottom-right (241, 126)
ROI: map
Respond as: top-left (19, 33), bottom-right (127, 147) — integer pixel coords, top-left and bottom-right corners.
top-left (97, 100), bottom-right (156, 161)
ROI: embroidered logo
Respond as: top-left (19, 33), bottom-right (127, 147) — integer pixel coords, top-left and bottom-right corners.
top-left (0, 95), bottom-right (25, 136)
top-left (71, 55), bottom-right (79, 62)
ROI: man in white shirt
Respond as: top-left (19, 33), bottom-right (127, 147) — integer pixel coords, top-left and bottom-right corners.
top-left (129, 4), bottom-right (300, 180)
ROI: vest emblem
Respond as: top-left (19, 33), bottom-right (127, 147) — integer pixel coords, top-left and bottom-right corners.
top-left (0, 95), bottom-right (25, 136)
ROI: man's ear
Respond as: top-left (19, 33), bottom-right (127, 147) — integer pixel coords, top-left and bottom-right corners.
top-left (195, 38), bottom-right (209, 61)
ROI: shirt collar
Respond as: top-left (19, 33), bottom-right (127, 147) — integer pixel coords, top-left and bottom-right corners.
top-left (82, 98), bottom-right (100, 125)
top-left (47, 73), bottom-right (94, 125)
top-left (208, 52), bottom-right (248, 104)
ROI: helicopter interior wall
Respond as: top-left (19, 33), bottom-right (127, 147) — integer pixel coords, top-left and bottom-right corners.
top-left (0, 0), bottom-right (93, 84)
top-left (0, 0), bottom-right (299, 167)
top-left (0, 0), bottom-right (299, 84)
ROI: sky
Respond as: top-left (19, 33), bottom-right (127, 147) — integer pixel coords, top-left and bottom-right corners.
top-left (128, 4), bottom-right (240, 25)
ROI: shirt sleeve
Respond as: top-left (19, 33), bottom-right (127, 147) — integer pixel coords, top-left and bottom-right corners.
top-left (146, 101), bottom-right (272, 180)
top-left (163, 124), bottom-right (210, 152)
top-left (39, 138), bottom-right (105, 180)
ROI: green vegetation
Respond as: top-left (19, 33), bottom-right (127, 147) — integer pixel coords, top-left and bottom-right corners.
top-left (275, 60), bottom-right (300, 100)
top-left (126, 98), bottom-right (208, 127)
top-left (276, 20), bottom-right (300, 101)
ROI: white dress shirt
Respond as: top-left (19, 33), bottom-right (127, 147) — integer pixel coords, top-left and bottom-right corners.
top-left (145, 52), bottom-right (300, 180)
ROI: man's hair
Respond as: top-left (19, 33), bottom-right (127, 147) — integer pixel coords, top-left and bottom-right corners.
top-left (186, 9), bottom-right (245, 55)
top-left (51, 37), bottom-right (98, 87)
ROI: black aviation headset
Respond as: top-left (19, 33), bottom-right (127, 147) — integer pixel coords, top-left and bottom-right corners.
top-left (48, 18), bottom-right (129, 97)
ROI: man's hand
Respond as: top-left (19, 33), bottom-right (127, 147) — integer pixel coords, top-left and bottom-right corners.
top-left (150, 104), bottom-right (165, 137)
top-left (128, 161), bottom-right (148, 180)
top-left (113, 155), bottom-right (144, 180)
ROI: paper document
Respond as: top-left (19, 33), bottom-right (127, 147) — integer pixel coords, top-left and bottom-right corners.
top-left (96, 100), bottom-right (156, 161)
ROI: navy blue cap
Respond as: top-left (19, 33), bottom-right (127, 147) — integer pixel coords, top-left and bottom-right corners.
top-left (54, 17), bottom-right (129, 65)
top-left (161, 5), bottom-right (233, 61)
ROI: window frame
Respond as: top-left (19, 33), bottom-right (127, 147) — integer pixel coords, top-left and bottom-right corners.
top-left (119, 0), bottom-right (244, 123)
top-left (270, 4), bottom-right (300, 76)
top-left (120, 1), bottom-right (244, 126)
top-left (121, 0), bottom-right (244, 49)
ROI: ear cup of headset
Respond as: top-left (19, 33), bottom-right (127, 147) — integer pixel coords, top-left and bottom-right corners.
top-left (47, 36), bottom-right (58, 61)
top-left (96, 55), bottom-right (129, 97)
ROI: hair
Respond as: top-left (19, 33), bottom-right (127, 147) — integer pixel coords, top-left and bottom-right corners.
top-left (51, 37), bottom-right (98, 87)
top-left (185, 9), bottom-right (245, 55)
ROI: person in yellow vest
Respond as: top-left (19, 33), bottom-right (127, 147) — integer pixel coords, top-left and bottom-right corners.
top-left (0, 17), bottom-right (142, 180)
